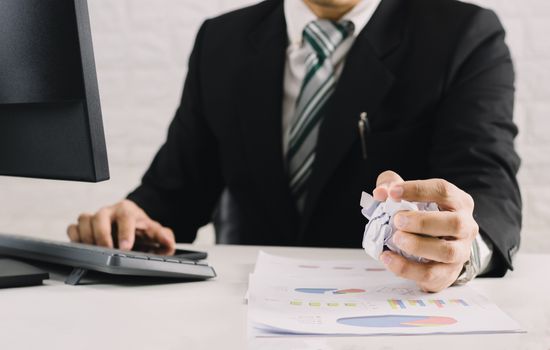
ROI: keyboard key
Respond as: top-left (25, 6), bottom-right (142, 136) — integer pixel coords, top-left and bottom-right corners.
top-left (129, 255), bottom-right (148, 260)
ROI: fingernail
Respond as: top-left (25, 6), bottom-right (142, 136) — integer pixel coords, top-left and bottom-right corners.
top-left (390, 185), bottom-right (404, 198)
top-left (380, 253), bottom-right (392, 265)
top-left (394, 214), bottom-right (409, 229)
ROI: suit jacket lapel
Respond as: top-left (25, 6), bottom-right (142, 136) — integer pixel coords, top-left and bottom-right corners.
top-left (237, 2), bottom-right (300, 244)
top-left (300, 0), bottom-right (405, 236)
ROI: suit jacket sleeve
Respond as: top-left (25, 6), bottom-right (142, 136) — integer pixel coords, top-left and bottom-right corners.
top-left (127, 21), bottom-right (224, 242)
top-left (428, 9), bottom-right (521, 276)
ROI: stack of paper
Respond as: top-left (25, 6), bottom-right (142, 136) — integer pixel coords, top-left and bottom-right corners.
top-left (248, 252), bottom-right (522, 337)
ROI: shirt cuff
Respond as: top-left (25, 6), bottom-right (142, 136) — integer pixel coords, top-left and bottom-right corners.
top-left (475, 233), bottom-right (494, 275)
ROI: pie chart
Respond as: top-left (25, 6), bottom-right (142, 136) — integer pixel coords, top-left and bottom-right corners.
top-left (295, 288), bottom-right (366, 294)
top-left (337, 315), bottom-right (457, 328)
top-left (295, 288), bottom-right (337, 294)
top-left (333, 289), bottom-right (365, 294)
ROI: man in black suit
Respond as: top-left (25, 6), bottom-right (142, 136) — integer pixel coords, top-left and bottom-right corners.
top-left (68, 0), bottom-right (521, 291)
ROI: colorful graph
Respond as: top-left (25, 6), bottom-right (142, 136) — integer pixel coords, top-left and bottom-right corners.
top-left (295, 288), bottom-right (366, 295)
top-left (289, 300), bottom-right (359, 308)
top-left (333, 289), bottom-right (366, 294)
top-left (388, 299), bottom-right (406, 309)
top-left (429, 299), bottom-right (445, 308)
top-left (388, 299), bottom-right (469, 309)
top-left (295, 288), bottom-right (337, 294)
top-left (337, 315), bottom-right (457, 328)
top-left (408, 300), bottom-right (426, 307)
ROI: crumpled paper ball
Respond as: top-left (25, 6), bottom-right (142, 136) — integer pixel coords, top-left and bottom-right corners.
top-left (360, 191), bottom-right (439, 263)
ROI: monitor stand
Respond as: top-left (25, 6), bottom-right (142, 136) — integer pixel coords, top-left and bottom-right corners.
top-left (65, 267), bottom-right (88, 285)
top-left (0, 258), bottom-right (49, 288)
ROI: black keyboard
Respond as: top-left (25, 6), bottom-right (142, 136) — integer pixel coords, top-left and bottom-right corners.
top-left (0, 233), bottom-right (216, 285)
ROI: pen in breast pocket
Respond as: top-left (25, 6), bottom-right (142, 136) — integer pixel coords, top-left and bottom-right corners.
top-left (358, 112), bottom-right (370, 160)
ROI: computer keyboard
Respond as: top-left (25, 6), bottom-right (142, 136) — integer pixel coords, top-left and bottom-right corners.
top-left (0, 233), bottom-right (216, 285)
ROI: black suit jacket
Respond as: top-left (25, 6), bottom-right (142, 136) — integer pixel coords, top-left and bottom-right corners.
top-left (128, 0), bottom-right (521, 276)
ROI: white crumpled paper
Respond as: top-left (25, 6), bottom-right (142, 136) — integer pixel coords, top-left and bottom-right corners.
top-left (360, 191), bottom-right (439, 263)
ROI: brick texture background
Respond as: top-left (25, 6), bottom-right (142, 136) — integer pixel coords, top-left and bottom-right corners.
top-left (0, 0), bottom-right (549, 252)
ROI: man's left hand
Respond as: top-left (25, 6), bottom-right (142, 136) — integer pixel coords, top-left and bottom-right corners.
top-left (373, 171), bottom-right (479, 292)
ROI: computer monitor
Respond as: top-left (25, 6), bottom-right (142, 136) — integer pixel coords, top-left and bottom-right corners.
top-left (0, 0), bottom-right (218, 288)
top-left (0, 0), bottom-right (109, 182)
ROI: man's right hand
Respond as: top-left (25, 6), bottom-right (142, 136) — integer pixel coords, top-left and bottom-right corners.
top-left (67, 200), bottom-right (176, 255)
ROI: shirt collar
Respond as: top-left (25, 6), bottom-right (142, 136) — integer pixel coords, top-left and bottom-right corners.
top-left (284, 0), bottom-right (382, 46)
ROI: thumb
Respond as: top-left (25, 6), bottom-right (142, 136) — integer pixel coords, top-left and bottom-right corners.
top-left (374, 170), bottom-right (404, 201)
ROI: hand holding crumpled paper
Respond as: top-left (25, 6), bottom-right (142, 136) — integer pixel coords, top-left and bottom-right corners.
top-left (360, 191), bottom-right (439, 263)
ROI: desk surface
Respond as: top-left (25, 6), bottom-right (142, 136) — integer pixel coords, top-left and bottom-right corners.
top-left (0, 244), bottom-right (548, 350)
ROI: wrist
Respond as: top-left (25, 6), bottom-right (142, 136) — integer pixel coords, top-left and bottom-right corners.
top-left (453, 238), bottom-right (481, 286)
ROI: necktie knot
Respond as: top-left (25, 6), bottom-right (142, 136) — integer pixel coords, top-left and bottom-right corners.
top-left (302, 20), bottom-right (354, 61)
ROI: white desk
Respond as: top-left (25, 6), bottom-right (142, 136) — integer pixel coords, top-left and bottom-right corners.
top-left (1, 245), bottom-right (548, 350)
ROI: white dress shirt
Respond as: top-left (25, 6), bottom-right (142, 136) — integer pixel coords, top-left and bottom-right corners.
top-left (281, 0), bottom-right (493, 274)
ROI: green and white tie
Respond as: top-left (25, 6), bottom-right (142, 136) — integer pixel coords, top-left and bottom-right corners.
top-left (287, 20), bottom-right (354, 211)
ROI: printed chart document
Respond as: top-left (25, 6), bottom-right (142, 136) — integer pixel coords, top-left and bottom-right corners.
top-left (248, 252), bottom-right (522, 337)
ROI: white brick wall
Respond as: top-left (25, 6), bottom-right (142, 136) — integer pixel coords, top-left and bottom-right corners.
top-left (0, 0), bottom-right (549, 253)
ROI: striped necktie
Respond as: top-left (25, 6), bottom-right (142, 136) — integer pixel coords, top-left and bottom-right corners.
top-left (287, 20), bottom-right (354, 212)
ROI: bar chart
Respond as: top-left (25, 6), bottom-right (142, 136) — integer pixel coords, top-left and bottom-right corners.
top-left (388, 299), bottom-right (469, 310)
